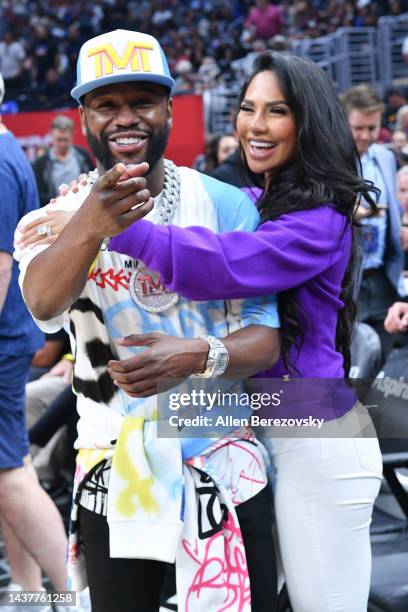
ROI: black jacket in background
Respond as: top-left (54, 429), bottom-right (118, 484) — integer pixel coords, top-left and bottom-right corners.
top-left (210, 149), bottom-right (264, 189)
top-left (32, 145), bottom-right (94, 206)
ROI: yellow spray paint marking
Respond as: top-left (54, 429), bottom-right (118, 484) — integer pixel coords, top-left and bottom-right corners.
top-left (88, 252), bottom-right (100, 276)
top-left (112, 417), bottom-right (158, 517)
top-left (77, 448), bottom-right (108, 473)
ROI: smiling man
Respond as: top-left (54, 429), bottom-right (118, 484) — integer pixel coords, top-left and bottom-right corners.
top-left (81, 82), bottom-right (171, 175)
top-left (15, 30), bottom-right (280, 612)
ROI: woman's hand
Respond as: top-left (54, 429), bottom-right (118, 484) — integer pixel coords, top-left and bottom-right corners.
top-left (15, 208), bottom-right (75, 250)
top-left (58, 174), bottom-right (89, 196)
top-left (58, 167), bottom-right (139, 196)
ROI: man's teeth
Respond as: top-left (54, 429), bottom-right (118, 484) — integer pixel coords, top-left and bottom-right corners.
top-left (115, 137), bottom-right (140, 145)
top-left (249, 140), bottom-right (274, 148)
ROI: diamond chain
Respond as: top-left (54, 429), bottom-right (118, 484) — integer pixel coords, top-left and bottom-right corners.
top-left (159, 159), bottom-right (180, 225)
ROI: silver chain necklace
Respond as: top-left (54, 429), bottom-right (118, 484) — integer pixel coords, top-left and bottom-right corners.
top-left (158, 159), bottom-right (180, 224)
top-left (129, 159), bottom-right (180, 312)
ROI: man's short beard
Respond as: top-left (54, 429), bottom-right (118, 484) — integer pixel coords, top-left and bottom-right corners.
top-left (85, 121), bottom-right (171, 174)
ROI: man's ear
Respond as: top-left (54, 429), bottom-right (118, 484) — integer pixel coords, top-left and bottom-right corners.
top-left (78, 106), bottom-right (87, 137)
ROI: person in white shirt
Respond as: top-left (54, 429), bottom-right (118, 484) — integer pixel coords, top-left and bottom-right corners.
top-left (0, 30), bottom-right (25, 98)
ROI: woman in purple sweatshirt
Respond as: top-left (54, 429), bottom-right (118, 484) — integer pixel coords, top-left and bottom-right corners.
top-left (17, 53), bottom-right (382, 611)
top-left (108, 54), bottom-right (383, 611)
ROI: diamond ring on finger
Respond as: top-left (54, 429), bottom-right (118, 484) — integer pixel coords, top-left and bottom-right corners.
top-left (36, 224), bottom-right (52, 237)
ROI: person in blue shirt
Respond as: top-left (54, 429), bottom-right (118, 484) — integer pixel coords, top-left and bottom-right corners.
top-left (0, 73), bottom-right (68, 598)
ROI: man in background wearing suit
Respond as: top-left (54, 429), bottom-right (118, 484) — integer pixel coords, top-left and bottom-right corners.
top-left (342, 85), bottom-right (404, 362)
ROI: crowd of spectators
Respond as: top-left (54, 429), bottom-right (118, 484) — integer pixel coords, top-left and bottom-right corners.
top-left (0, 0), bottom-right (407, 110)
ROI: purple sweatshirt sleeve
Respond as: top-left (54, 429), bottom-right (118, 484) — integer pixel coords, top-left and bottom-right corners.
top-left (109, 207), bottom-right (350, 301)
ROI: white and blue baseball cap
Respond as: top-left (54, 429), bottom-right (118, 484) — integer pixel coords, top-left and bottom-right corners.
top-left (71, 29), bottom-right (175, 102)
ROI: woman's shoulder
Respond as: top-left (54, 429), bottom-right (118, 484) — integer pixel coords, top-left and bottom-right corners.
top-left (293, 204), bottom-right (348, 223)
top-left (267, 204), bottom-right (350, 235)
top-left (256, 205), bottom-right (351, 262)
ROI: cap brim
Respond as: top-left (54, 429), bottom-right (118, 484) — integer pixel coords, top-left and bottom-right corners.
top-left (71, 72), bottom-right (175, 101)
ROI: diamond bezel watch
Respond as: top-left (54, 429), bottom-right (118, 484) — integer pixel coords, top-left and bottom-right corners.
top-left (195, 335), bottom-right (229, 378)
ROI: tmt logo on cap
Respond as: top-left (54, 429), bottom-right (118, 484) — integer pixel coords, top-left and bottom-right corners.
top-left (71, 30), bottom-right (175, 101)
top-left (88, 41), bottom-right (155, 79)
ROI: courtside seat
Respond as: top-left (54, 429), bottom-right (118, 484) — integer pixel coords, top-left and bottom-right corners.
top-left (350, 322), bottom-right (382, 379)
top-left (369, 453), bottom-right (408, 611)
top-left (369, 531), bottom-right (408, 612)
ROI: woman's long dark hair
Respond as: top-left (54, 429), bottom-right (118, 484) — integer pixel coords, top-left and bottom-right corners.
top-left (238, 52), bottom-right (378, 375)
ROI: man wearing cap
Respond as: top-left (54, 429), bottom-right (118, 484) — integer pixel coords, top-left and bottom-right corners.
top-left (0, 73), bottom-right (68, 602)
top-left (15, 31), bottom-right (280, 611)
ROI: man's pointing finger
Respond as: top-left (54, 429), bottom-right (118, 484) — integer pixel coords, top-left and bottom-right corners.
top-left (98, 163), bottom-right (127, 189)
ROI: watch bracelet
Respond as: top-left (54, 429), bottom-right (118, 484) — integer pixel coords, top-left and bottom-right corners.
top-left (194, 335), bottom-right (229, 378)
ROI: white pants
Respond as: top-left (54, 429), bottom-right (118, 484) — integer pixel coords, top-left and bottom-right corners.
top-left (262, 406), bottom-right (383, 612)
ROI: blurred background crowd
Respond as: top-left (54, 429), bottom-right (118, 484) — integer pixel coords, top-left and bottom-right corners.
top-left (0, 0), bottom-right (407, 110)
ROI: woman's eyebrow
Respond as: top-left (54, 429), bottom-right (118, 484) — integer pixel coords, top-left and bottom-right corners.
top-left (241, 98), bottom-right (289, 106)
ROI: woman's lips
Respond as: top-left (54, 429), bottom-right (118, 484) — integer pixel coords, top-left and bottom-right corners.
top-left (248, 140), bottom-right (277, 160)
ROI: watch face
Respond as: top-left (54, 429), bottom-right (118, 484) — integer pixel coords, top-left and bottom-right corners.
top-left (214, 351), bottom-right (229, 375)
top-left (218, 354), bottom-right (229, 368)
top-left (207, 355), bottom-right (216, 371)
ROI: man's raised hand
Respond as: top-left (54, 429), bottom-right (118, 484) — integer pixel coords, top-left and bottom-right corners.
top-left (77, 162), bottom-right (154, 242)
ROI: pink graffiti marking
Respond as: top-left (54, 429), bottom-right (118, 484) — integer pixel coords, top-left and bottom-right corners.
top-left (182, 512), bottom-right (250, 611)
